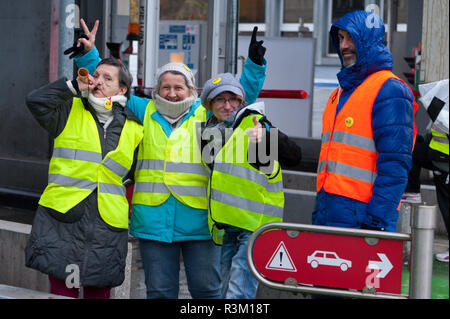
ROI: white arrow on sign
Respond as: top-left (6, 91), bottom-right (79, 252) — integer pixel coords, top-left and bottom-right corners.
top-left (368, 253), bottom-right (393, 278)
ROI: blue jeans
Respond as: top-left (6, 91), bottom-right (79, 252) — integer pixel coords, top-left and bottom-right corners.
top-left (221, 230), bottom-right (259, 299)
top-left (139, 239), bottom-right (221, 299)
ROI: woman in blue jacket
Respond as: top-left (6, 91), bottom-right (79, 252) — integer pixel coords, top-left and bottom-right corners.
top-left (74, 21), bottom-right (267, 298)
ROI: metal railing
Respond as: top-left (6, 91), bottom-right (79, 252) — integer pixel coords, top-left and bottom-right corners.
top-left (258, 89), bottom-right (308, 99)
top-left (247, 204), bottom-right (437, 299)
top-left (133, 88), bottom-right (309, 100)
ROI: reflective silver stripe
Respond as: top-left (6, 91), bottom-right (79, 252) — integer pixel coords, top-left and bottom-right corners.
top-left (53, 147), bottom-right (102, 163)
top-left (169, 185), bottom-right (207, 197)
top-left (211, 189), bottom-right (283, 218)
top-left (432, 136), bottom-right (449, 145)
top-left (331, 131), bottom-right (377, 152)
top-left (325, 160), bottom-right (377, 184)
top-left (134, 182), bottom-right (170, 194)
top-left (321, 131), bottom-right (376, 152)
top-left (103, 157), bottom-right (129, 177)
top-left (48, 174), bottom-right (97, 190)
top-left (165, 162), bottom-right (207, 177)
top-left (317, 160), bottom-right (325, 173)
top-left (321, 131), bottom-right (332, 144)
top-left (214, 162), bottom-right (283, 193)
top-left (136, 159), bottom-right (165, 171)
top-left (99, 182), bottom-right (126, 196)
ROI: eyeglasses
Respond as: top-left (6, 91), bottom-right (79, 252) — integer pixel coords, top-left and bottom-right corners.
top-left (213, 96), bottom-right (241, 107)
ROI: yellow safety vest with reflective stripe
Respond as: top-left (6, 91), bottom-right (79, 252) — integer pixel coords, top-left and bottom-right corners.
top-left (132, 100), bottom-right (208, 209)
top-left (429, 127), bottom-right (449, 155)
top-left (208, 114), bottom-right (284, 245)
top-left (38, 98), bottom-right (143, 229)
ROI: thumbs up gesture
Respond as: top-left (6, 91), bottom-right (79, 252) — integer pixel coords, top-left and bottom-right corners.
top-left (246, 116), bottom-right (263, 143)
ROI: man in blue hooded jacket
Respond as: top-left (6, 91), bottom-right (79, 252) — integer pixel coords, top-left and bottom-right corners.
top-left (313, 10), bottom-right (416, 232)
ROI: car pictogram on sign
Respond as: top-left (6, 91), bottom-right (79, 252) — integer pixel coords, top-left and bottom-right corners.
top-left (307, 250), bottom-right (352, 271)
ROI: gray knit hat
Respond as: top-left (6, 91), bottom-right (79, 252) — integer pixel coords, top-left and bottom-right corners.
top-left (200, 73), bottom-right (245, 110)
top-left (154, 62), bottom-right (196, 94)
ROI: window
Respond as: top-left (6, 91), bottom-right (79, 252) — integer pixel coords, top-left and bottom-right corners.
top-left (283, 0), bottom-right (314, 37)
top-left (160, 0), bottom-right (208, 20)
top-left (284, 0), bottom-right (314, 23)
top-left (240, 0), bottom-right (265, 23)
top-left (326, 253), bottom-right (337, 259)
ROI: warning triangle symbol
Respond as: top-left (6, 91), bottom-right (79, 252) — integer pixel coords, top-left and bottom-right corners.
top-left (265, 241), bottom-right (297, 272)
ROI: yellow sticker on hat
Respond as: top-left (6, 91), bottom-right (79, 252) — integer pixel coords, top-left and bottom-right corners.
top-left (345, 117), bottom-right (354, 128)
top-left (212, 77), bottom-right (221, 84)
top-left (183, 64), bottom-right (191, 72)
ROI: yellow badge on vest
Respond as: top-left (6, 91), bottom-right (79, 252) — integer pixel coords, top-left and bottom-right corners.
top-left (345, 117), bottom-right (354, 128)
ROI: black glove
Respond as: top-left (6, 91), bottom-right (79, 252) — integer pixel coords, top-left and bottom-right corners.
top-left (64, 34), bottom-right (89, 59)
top-left (361, 224), bottom-right (385, 231)
top-left (248, 26), bottom-right (266, 66)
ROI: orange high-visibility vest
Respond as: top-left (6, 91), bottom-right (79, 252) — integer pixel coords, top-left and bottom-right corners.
top-left (317, 70), bottom-right (417, 203)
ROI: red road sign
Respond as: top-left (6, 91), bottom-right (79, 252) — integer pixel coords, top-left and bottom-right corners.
top-left (252, 229), bottom-right (403, 294)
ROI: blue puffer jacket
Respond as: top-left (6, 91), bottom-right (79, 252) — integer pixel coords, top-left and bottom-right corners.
top-left (312, 10), bottom-right (415, 232)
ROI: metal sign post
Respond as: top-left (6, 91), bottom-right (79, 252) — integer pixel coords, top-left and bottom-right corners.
top-left (137, 0), bottom-right (159, 88)
top-left (409, 205), bottom-right (437, 299)
top-left (247, 205), bottom-right (436, 299)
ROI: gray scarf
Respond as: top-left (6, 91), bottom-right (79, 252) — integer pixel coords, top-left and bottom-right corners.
top-left (152, 92), bottom-right (197, 119)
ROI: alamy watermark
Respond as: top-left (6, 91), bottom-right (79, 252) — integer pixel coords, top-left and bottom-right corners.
top-left (65, 4), bottom-right (80, 29)
top-left (65, 264), bottom-right (80, 289)
top-left (365, 4), bottom-right (381, 29)
top-left (365, 264), bottom-right (381, 289)
top-left (164, 123), bottom-right (280, 173)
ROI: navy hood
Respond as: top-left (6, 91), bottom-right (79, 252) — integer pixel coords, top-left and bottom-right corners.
top-left (331, 10), bottom-right (393, 90)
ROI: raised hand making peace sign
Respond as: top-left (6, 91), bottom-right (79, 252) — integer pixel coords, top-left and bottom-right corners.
top-left (64, 18), bottom-right (99, 59)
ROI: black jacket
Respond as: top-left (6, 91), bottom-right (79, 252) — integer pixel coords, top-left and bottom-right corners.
top-left (25, 78), bottom-right (141, 288)
top-left (201, 107), bottom-right (302, 171)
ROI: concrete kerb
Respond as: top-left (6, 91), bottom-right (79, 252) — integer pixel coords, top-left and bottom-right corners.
top-left (0, 284), bottom-right (73, 299)
top-left (0, 219), bottom-right (136, 299)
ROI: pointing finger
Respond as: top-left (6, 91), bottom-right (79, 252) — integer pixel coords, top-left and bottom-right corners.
top-left (251, 26), bottom-right (258, 44)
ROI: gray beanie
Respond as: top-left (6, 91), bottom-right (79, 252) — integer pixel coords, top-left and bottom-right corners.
top-left (200, 73), bottom-right (245, 110)
top-left (154, 62), bottom-right (196, 94)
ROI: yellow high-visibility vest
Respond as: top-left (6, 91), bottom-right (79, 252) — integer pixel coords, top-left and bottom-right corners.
top-left (39, 98), bottom-right (143, 229)
top-left (132, 100), bottom-right (208, 209)
top-left (429, 127), bottom-right (449, 155)
top-left (208, 113), bottom-right (284, 245)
